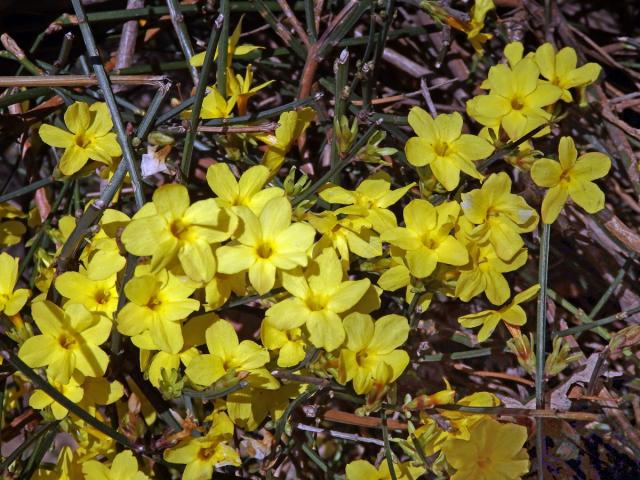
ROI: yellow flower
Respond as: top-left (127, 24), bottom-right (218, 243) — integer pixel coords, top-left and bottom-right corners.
top-left (503, 41), bottom-right (526, 67)
top-left (382, 199), bottom-right (468, 279)
top-left (459, 284), bottom-right (540, 341)
top-left (415, 391), bottom-right (500, 455)
top-left (307, 210), bottom-right (382, 264)
top-left (466, 0), bottom-right (495, 54)
top-left (29, 373), bottom-right (84, 420)
top-left (82, 450), bottom-right (149, 480)
top-left (228, 64), bottom-right (274, 115)
top-left (185, 318), bottom-right (269, 387)
top-left (0, 202), bottom-right (26, 247)
top-left (18, 301), bottom-right (111, 383)
top-left (34, 446), bottom-right (83, 480)
top-left (54, 260), bottom-right (119, 318)
top-left (29, 373), bottom-right (123, 420)
top-left (442, 417), bottom-right (530, 480)
top-left (0, 252), bottom-right (30, 316)
top-left (405, 108), bottom-right (494, 190)
top-left (535, 43), bottom-right (601, 102)
top-left (261, 316), bottom-right (307, 367)
top-left (265, 248), bottom-right (371, 351)
top-left (346, 459), bottom-right (424, 480)
top-left (455, 242), bottom-right (527, 306)
top-left (256, 108), bottom-right (315, 173)
top-left (216, 197), bottom-right (315, 295)
top-left (460, 172), bottom-right (538, 260)
top-left (204, 272), bottom-right (246, 311)
top-left (206, 162), bottom-right (283, 214)
top-left (531, 136), bottom-right (611, 223)
top-left (226, 370), bottom-right (298, 430)
top-left (142, 313), bottom-right (215, 388)
top-left (200, 86), bottom-right (237, 119)
top-left (319, 174), bottom-right (414, 233)
top-left (39, 101), bottom-right (122, 176)
top-left (122, 183), bottom-right (237, 283)
top-left (164, 412), bottom-right (240, 480)
top-left (117, 269), bottom-right (200, 354)
top-left (467, 58), bottom-right (562, 140)
top-left (190, 16), bottom-right (262, 68)
top-left (337, 312), bottom-right (409, 394)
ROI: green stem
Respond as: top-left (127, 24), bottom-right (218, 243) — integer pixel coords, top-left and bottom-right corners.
top-left (0, 334), bottom-right (135, 450)
top-left (303, 0), bottom-right (318, 42)
top-left (183, 379), bottom-right (249, 400)
top-left (536, 223), bottom-right (551, 479)
top-left (165, 0), bottom-right (199, 85)
top-left (216, 0), bottom-right (231, 96)
top-left (553, 305), bottom-right (640, 338)
top-left (589, 254), bottom-right (635, 319)
top-left (381, 410), bottom-right (398, 480)
top-left (134, 80), bottom-right (173, 141)
top-left (0, 87), bottom-right (51, 109)
top-left (0, 177), bottom-right (55, 203)
top-left (293, 122), bottom-right (379, 206)
top-left (0, 421), bottom-right (59, 472)
top-left (71, 0), bottom-right (145, 209)
top-left (182, 14), bottom-right (224, 180)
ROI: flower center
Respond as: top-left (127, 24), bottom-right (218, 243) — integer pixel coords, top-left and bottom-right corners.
top-left (197, 445), bottom-right (217, 461)
top-left (305, 294), bottom-right (328, 312)
top-left (147, 295), bottom-right (163, 310)
top-left (477, 456), bottom-right (492, 470)
top-left (58, 332), bottom-right (77, 349)
top-left (421, 235), bottom-right (438, 249)
top-left (94, 289), bottom-right (111, 305)
top-left (285, 328), bottom-right (300, 341)
top-left (256, 242), bottom-right (273, 259)
top-left (433, 141), bottom-right (450, 157)
top-left (169, 219), bottom-right (189, 240)
top-left (356, 350), bottom-right (370, 367)
top-left (510, 97), bottom-right (524, 110)
top-left (74, 133), bottom-right (91, 148)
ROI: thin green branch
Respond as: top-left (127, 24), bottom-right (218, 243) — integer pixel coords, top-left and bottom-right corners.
top-left (165, 0), bottom-right (199, 85)
top-left (0, 334), bottom-right (135, 450)
top-left (182, 14), bottom-right (225, 180)
top-left (589, 254), bottom-right (635, 319)
top-left (71, 0), bottom-right (145, 209)
top-left (0, 177), bottom-right (55, 204)
top-left (381, 410), bottom-right (398, 480)
top-left (134, 80), bottom-right (173, 141)
top-left (0, 421), bottom-right (59, 472)
top-left (553, 305), bottom-right (640, 338)
top-left (536, 223), bottom-right (551, 480)
top-left (293, 122), bottom-right (381, 206)
top-left (304, 0), bottom-right (318, 42)
top-left (216, 0), bottom-right (231, 96)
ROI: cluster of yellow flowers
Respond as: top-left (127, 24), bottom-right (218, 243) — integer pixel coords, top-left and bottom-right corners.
top-left (0, 6), bottom-right (614, 480)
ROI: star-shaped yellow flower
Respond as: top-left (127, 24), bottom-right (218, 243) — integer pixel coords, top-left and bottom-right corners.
top-left (531, 136), bottom-right (611, 223)
top-left (39, 101), bottom-right (122, 176)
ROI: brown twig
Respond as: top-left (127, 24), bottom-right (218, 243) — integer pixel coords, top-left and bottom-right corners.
top-left (275, 0), bottom-right (311, 49)
top-left (161, 121), bottom-right (279, 135)
top-left (0, 75), bottom-right (169, 88)
top-left (114, 0), bottom-right (145, 73)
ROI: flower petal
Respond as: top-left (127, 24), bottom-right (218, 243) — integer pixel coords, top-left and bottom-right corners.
top-left (38, 124), bottom-right (74, 148)
top-left (531, 159), bottom-right (562, 188)
top-left (568, 180), bottom-right (605, 214)
top-left (64, 102), bottom-right (91, 134)
top-left (541, 184), bottom-right (569, 224)
top-left (572, 152), bottom-right (611, 181)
